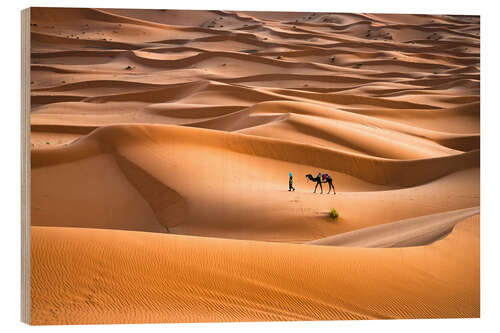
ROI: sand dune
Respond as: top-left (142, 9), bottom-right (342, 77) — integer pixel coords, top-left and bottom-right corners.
top-left (31, 124), bottom-right (479, 242)
top-left (29, 8), bottom-right (480, 324)
top-left (308, 206), bottom-right (479, 247)
top-left (30, 214), bottom-right (479, 324)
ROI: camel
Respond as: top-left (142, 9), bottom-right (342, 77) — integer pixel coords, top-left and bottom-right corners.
top-left (305, 174), bottom-right (336, 194)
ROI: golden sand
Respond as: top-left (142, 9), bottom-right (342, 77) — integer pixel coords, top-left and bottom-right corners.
top-left (30, 8), bottom-right (480, 324)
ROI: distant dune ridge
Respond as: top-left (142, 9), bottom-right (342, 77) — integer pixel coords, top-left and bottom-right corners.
top-left (29, 7), bottom-right (479, 324)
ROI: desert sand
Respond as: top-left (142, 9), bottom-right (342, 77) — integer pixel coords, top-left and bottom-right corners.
top-left (29, 8), bottom-right (480, 324)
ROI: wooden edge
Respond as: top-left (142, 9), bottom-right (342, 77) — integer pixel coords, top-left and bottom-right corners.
top-left (21, 7), bottom-right (31, 325)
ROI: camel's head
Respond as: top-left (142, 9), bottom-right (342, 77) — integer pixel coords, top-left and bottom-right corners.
top-left (305, 174), bottom-right (313, 181)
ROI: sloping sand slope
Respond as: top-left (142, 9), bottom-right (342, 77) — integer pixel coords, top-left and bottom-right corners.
top-left (31, 214), bottom-right (479, 324)
top-left (31, 125), bottom-right (479, 242)
top-left (308, 206), bottom-right (479, 247)
top-left (29, 8), bottom-right (480, 324)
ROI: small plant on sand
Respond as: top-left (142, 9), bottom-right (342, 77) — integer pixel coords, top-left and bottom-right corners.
top-left (330, 56), bottom-right (335, 64)
top-left (329, 208), bottom-right (339, 220)
top-left (45, 141), bottom-right (50, 145)
top-left (352, 63), bottom-right (363, 69)
top-left (276, 55), bottom-right (282, 60)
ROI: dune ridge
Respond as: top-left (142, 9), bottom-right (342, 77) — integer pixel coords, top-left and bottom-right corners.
top-left (32, 123), bottom-right (479, 186)
top-left (307, 206), bottom-right (479, 247)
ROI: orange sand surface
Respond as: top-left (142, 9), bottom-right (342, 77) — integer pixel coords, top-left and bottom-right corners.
top-left (31, 214), bottom-right (479, 324)
top-left (30, 8), bottom-right (480, 324)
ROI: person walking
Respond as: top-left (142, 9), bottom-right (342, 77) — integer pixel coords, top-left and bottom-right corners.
top-left (289, 172), bottom-right (296, 191)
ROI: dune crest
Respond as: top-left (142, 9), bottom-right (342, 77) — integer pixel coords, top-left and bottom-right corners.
top-left (307, 206), bottom-right (479, 247)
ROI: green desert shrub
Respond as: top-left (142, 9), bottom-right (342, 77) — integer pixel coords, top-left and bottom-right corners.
top-left (329, 208), bottom-right (339, 220)
top-left (330, 56), bottom-right (335, 63)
